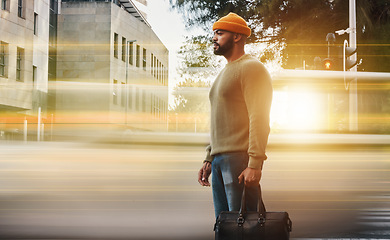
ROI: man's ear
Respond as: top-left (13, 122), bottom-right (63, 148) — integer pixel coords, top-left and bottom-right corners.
top-left (233, 33), bottom-right (243, 43)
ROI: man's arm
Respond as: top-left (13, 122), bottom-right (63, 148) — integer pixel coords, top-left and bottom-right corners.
top-left (239, 61), bottom-right (273, 186)
top-left (198, 145), bottom-right (212, 186)
top-left (198, 161), bottom-right (211, 186)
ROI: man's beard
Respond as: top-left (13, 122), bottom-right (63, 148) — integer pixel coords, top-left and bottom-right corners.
top-left (213, 37), bottom-right (234, 56)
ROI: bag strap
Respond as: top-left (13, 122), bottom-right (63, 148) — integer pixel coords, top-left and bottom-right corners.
top-left (239, 184), bottom-right (266, 215)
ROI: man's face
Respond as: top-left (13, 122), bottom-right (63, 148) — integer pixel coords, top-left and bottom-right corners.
top-left (212, 30), bottom-right (235, 56)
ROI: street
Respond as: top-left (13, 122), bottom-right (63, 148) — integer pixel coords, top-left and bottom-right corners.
top-left (0, 138), bottom-right (389, 239)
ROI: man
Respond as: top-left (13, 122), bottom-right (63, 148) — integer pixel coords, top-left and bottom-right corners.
top-left (197, 12), bottom-right (273, 218)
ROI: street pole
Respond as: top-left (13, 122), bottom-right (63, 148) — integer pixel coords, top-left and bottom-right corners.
top-left (125, 40), bottom-right (136, 127)
top-left (125, 42), bottom-right (129, 126)
top-left (349, 0), bottom-right (358, 132)
top-left (37, 107), bottom-right (41, 141)
top-left (24, 118), bottom-right (27, 142)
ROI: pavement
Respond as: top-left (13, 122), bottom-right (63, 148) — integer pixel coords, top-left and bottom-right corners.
top-left (0, 136), bottom-right (389, 239)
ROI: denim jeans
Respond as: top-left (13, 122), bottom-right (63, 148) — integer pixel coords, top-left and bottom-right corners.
top-left (211, 152), bottom-right (259, 218)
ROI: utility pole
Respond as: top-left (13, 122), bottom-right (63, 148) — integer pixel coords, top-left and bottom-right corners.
top-left (125, 40), bottom-right (136, 126)
top-left (336, 0), bottom-right (359, 132)
top-left (37, 107), bottom-right (41, 141)
top-left (349, 0), bottom-right (358, 132)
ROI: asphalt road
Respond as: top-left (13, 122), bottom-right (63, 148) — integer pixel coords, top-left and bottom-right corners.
top-left (0, 140), bottom-right (389, 239)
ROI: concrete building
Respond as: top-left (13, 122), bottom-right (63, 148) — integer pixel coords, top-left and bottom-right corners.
top-left (55, 0), bottom-right (169, 135)
top-left (132, 0), bottom-right (148, 19)
top-left (0, 0), bottom-right (53, 140)
top-left (0, 0), bottom-right (169, 140)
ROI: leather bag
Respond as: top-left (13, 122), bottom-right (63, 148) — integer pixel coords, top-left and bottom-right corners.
top-left (214, 186), bottom-right (292, 240)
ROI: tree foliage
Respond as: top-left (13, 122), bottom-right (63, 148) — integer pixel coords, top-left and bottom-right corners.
top-left (170, 0), bottom-right (390, 71)
top-left (170, 35), bottom-right (215, 115)
top-left (177, 35), bottom-right (223, 82)
top-left (170, 78), bottom-right (211, 132)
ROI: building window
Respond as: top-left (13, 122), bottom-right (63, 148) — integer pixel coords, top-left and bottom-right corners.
top-left (129, 42), bottom-right (133, 65)
top-left (121, 37), bottom-right (126, 62)
top-left (1, 0), bottom-right (9, 11)
top-left (113, 80), bottom-right (118, 105)
top-left (18, 0), bottom-right (24, 18)
top-left (136, 45), bottom-right (140, 68)
top-left (113, 33), bottom-right (118, 59)
top-left (162, 65), bottom-right (164, 84)
top-left (161, 65), bottom-right (164, 83)
top-left (159, 62), bottom-right (162, 82)
top-left (34, 13), bottom-right (38, 35)
top-left (0, 41), bottom-right (8, 77)
top-left (150, 53), bottom-right (154, 74)
top-left (153, 56), bottom-right (157, 77)
top-left (32, 65), bottom-right (37, 87)
top-left (142, 48), bottom-right (146, 70)
top-left (16, 47), bottom-right (24, 81)
top-left (157, 60), bottom-right (160, 80)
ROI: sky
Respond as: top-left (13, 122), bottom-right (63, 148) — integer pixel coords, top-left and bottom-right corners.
top-left (135, 0), bottom-right (189, 87)
top-left (132, 0), bottom-right (214, 109)
top-left (131, 0), bottom-right (195, 108)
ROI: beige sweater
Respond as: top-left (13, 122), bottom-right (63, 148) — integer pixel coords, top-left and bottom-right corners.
top-left (204, 54), bottom-right (273, 169)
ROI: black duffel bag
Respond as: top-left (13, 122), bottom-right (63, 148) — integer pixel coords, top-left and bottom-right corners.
top-left (214, 185), bottom-right (292, 240)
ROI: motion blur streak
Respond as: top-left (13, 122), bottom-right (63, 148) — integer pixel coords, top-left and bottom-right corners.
top-left (0, 137), bottom-right (389, 239)
top-left (0, 70), bottom-right (389, 239)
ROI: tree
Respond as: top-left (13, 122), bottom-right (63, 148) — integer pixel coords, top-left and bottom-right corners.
top-left (177, 35), bottom-right (223, 83)
top-left (356, 0), bottom-right (390, 72)
top-left (169, 35), bottom-right (218, 132)
top-left (170, 78), bottom-right (211, 132)
top-left (170, 0), bottom-right (390, 72)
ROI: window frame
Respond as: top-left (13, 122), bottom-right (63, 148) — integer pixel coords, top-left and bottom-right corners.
top-left (0, 41), bottom-right (7, 77)
top-left (1, 0), bottom-right (9, 11)
top-left (136, 45), bottom-right (140, 68)
top-left (129, 42), bottom-right (133, 65)
top-left (16, 47), bottom-right (24, 81)
top-left (113, 33), bottom-right (118, 59)
top-left (150, 53), bottom-right (154, 74)
top-left (17, 0), bottom-right (24, 18)
top-left (32, 65), bottom-right (37, 87)
top-left (121, 37), bottom-right (126, 62)
top-left (142, 48), bottom-right (146, 70)
top-left (34, 12), bottom-right (38, 35)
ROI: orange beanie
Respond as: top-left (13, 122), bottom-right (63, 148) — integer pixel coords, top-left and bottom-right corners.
top-left (212, 12), bottom-right (251, 37)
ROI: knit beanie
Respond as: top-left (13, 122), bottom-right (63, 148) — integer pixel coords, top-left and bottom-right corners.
top-left (212, 12), bottom-right (251, 37)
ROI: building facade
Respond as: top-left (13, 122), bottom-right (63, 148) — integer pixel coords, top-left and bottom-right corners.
top-left (0, 0), bottom-right (52, 140)
top-left (55, 0), bottom-right (169, 135)
top-left (0, 0), bottom-right (169, 140)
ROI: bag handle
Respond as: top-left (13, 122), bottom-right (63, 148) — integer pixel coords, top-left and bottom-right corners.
top-left (239, 184), bottom-right (266, 216)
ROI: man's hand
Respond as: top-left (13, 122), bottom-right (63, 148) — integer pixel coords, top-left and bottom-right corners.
top-left (238, 167), bottom-right (262, 187)
top-left (198, 161), bottom-right (212, 186)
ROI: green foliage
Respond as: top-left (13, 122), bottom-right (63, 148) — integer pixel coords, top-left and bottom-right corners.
top-left (170, 0), bottom-right (390, 71)
top-left (357, 0), bottom-right (390, 72)
top-left (170, 79), bottom-right (211, 132)
top-left (171, 35), bottom-right (219, 115)
top-left (177, 35), bottom-right (222, 81)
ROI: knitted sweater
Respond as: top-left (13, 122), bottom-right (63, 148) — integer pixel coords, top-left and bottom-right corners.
top-left (204, 54), bottom-right (273, 169)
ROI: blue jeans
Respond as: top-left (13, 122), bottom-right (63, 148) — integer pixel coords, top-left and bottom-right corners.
top-left (211, 152), bottom-right (259, 218)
